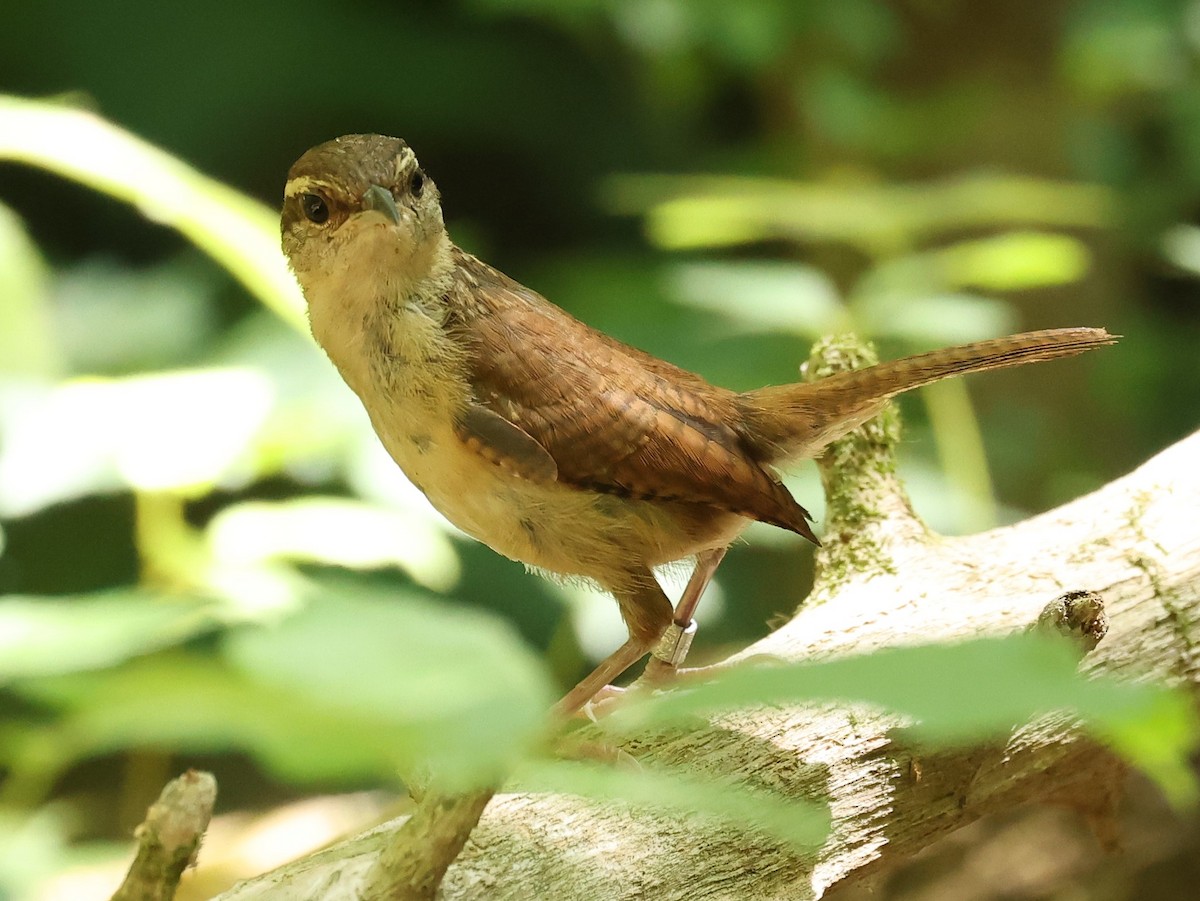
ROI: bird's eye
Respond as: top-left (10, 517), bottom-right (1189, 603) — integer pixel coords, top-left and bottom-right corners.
top-left (301, 193), bottom-right (330, 224)
top-left (410, 169), bottom-right (425, 198)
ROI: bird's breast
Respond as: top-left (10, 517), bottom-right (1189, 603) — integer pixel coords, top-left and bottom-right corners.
top-left (307, 272), bottom-right (748, 582)
top-left (369, 396), bottom-right (745, 583)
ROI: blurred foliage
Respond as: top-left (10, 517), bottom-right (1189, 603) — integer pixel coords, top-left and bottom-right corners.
top-left (611, 634), bottom-right (1198, 804)
top-left (2, 1), bottom-right (1200, 897)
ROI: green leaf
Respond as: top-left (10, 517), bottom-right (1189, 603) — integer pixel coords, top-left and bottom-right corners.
top-left (0, 202), bottom-right (60, 378)
top-left (9, 654), bottom-right (426, 784)
top-left (517, 759), bottom-right (830, 849)
top-left (1161, 224), bottom-right (1200, 279)
top-left (0, 592), bottom-right (220, 684)
top-left (668, 260), bottom-right (845, 336)
top-left (935, 232), bottom-right (1092, 292)
top-left (0, 95), bottom-right (306, 332)
top-left (855, 291), bottom-right (1017, 346)
top-left (51, 255), bottom-right (220, 374)
top-left (0, 368), bottom-right (275, 512)
top-left (4, 582), bottom-right (553, 787)
top-left (206, 497), bottom-right (462, 593)
top-left (608, 634), bottom-right (1198, 804)
top-left (0, 807), bottom-right (74, 901)
top-left (223, 584), bottom-right (555, 787)
top-left (608, 173), bottom-right (1113, 253)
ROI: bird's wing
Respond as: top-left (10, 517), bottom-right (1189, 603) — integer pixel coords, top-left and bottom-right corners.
top-left (447, 258), bottom-right (816, 541)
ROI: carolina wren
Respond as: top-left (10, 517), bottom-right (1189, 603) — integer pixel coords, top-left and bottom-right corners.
top-left (281, 134), bottom-right (1115, 714)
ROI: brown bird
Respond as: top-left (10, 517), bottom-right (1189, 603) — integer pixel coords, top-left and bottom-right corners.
top-left (281, 134), bottom-right (1115, 715)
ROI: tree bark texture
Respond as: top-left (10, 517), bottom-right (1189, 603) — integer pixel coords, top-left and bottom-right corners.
top-left (110, 769), bottom-right (217, 901)
top-left (214, 348), bottom-right (1200, 900)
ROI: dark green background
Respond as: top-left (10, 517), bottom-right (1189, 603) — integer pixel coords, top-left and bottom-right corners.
top-left (2, 1), bottom-right (1198, 898)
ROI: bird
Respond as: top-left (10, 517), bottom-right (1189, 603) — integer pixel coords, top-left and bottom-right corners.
top-left (280, 134), bottom-right (1115, 715)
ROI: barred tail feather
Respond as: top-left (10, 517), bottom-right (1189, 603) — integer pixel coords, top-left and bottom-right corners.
top-left (739, 327), bottom-right (1117, 462)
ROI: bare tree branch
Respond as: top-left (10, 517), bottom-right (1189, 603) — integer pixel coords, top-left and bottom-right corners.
top-left (110, 769), bottom-right (216, 901)
top-left (213, 338), bottom-right (1199, 900)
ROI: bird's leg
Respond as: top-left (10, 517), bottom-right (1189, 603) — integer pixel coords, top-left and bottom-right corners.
top-left (550, 636), bottom-right (652, 719)
top-left (550, 552), bottom-right (730, 719)
top-left (641, 546), bottom-right (729, 685)
top-left (551, 570), bottom-right (673, 719)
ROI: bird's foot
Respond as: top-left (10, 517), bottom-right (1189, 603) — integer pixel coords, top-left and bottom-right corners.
top-left (579, 684), bottom-right (626, 721)
top-left (637, 656), bottom-right (720, 688)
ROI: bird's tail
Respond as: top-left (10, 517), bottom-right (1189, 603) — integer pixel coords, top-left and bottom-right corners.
top-left (737, 327), bottom-right (1116, 462)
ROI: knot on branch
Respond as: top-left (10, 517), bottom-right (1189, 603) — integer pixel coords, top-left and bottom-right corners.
top-left (1033, 590), bottom-right (1109, 654)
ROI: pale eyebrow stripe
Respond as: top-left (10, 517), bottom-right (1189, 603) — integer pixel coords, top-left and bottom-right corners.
top-left (283, 176), bottom-right (333, 198)
top-left (393, 150), bottom-right (415, 181)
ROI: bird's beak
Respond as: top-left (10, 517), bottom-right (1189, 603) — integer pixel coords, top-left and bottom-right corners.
top-left (361, 184), bottom-right (401, 225)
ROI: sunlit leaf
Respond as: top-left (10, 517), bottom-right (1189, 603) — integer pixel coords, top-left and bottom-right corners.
top-left (0, 807), bottom-right (73, 901)
top-left (608, 173), bottom-right (1113, 253)
top-left (0, 94), bottom-right (305, 331)
top-left (0, 369), bottom-right (274, 513)
top-left (669, 260), bottom-right (845, 336)
top-left (208, 314), bottom-right (443, 511)
top-left (0, 202), bottom-right (60, 378)
top-left (855, 292), bottom-right (1017, 345)
top-left (206, 497), bottom-right (462, 593)
top-left (12, 594), bottom-right (551, 788)
top-left (209, 312), bottom-right (391, 486)
top-left (608, 633), bottom-right (1197, 804)
top-left (1161, 224), bottom-right (1200, 280)
top-left (0, 592), bottom-right (220, 683)
top-left (936, 232), bottom-right (1092, 291)
top-left (52, 256), bottom-right (220, 374)
top-left (517, 759), bottom-right (830, 848)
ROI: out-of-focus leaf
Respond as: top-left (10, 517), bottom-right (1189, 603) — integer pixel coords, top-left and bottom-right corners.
top-left (691, 2), bottom-right (796, 70)
top-left (607, 173), bottom-right (1113, 252)
top-left (608, 633), bottom-right (1198, 804)
top-left (223, 584), bottom-right (554, 788)
top-left (51, 256), bottom-right (219, 374)
top-left (201, 560), bottom-right (309, 625)
top-left (0, 592), bottom-right (219, 683)
top-left (1063, 14), bottom-right (1181, 97)
top-left (855, 292), bottom-right (1018, 346)
top-left (1100, 689), bottom-right (1199, 807)
top-left (669, 260), bottom-right (845, 336)
top-left (918, 378), bottom-right (997, 531)
top-left (211, 314), bottom-right (356, 456)
top-left (9, 655), bottom-right (425, 784)
top-left (12, 584), bottom-right (552, 787)
top-left (0, 310), bottom-right (446, 519)
top-left (1161, 224), bottom-right (1200, 279)
top-left (207, 314), bottom-right (460, 532)
top-left (852, 233), bottom-right (1089, 342)
top-left (0, 807), bottom-right (73, 901)
top-left (0, 203), bottom-right (60, 378)
top-left (517, 759), bottom-right (830, 848)
top-left (0, 369), bottom-right (274, 514)
top-left (0, 95), bottom-right (306, 331)
top-left (936, 232), bottom-right (1092, 291)
top-left (807, 68), bottom-right (908, 157)
top-left (210, 312), bottom-right (395, 491)
top-left (206, 497), bottom-right (461, 593)
top-left (896, 456), bottom-right (1003, 536)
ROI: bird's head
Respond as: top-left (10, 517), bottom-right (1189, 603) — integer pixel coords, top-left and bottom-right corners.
top-left (281, 134), bottom-right (447, 296)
